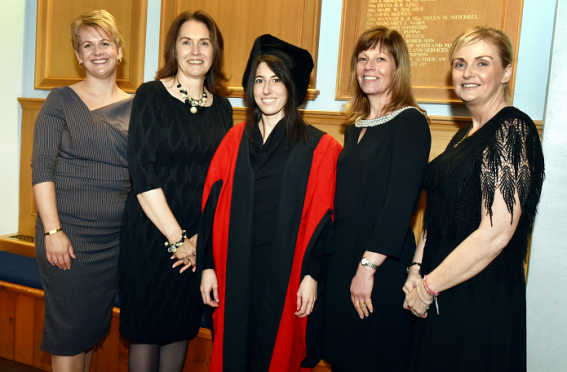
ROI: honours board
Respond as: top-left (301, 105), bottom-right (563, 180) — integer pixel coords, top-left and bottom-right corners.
top-left (336, 0), bottom-right (524, 103)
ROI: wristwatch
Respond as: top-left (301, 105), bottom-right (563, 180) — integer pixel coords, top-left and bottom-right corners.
top-left (406, 262), bottom-right (421, 274)
top-left (361, 257), bottom-right (378, 270)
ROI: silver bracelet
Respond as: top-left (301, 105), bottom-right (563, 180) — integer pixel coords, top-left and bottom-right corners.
top-left (416, 283), bottom-right (433, 310)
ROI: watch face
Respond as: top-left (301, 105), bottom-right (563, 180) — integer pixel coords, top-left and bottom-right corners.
top-left (361, 258), bottom-right (369, 265)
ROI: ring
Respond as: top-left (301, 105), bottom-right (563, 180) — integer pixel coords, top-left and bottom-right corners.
top-left (413, 312), bottom-right (420, 317)
top-left (194, 255), bottom-right (197, 258)
top-left (359, 302), bottom-right (366, 306)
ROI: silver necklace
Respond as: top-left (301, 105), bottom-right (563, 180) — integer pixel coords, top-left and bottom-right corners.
top-left (355, 106), bottom-right (420, 128)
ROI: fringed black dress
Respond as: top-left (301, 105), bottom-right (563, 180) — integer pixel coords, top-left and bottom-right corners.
top-left (410, 107), bottom-right (544, 372)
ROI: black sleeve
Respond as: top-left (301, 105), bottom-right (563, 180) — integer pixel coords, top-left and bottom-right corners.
top-left (127, 82), bottom-right (164, 195)
top-left (481, 110), bottom-right (545, 224)
top-left (363, 110), bottom-right (431, 258)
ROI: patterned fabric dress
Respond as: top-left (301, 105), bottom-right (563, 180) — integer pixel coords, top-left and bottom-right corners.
top-left (118, 80), bottom-right (232, 343)
top-left (32, 86), bottom-right (133, 355)
top-left (410, 107), bottom-right (545, 372)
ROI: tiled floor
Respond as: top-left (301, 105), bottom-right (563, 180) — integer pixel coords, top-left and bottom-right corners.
top-left (0, 358), bottom-right (46, 372)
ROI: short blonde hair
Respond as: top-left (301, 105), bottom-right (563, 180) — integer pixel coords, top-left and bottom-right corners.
top-left (449, 26), bottom-right (514, 103)
top-left (70, 10), bottom-right (123, 52)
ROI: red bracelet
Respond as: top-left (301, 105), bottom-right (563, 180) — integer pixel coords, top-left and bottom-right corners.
top-left (424, 275), bottom-right (439, 296)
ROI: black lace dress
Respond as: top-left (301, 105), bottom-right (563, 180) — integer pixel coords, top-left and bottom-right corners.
top-left (410, 107), bottom-right (544, 372)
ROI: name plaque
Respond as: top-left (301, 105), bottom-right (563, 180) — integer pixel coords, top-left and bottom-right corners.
top-left (337, 0), bottom-right (524, 103)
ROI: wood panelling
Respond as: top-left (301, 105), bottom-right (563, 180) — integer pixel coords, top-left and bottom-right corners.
top-left (0, 281), bottom-right (331, 372)
top-left (336, 0), bottom-right (524, 103)
top-left (35, 0), bottom-right (147, 93)
top-left (159, 0), bottom-right (322, 100)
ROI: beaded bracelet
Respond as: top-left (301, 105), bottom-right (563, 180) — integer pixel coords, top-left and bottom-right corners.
top-left (165, 230), bottom-right (187, 253)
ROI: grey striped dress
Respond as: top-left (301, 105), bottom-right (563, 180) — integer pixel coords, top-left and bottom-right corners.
top-left (31, 86), bottom-right (133, 356)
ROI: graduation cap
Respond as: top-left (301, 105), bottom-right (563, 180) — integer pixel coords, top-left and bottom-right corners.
top-left (242, 34), bottom-right (314, 106)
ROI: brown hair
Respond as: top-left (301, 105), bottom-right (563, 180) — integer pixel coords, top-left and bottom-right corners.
top-left (70, 10), bottom-right (123, 53)
top-left (244, 54), bottom-right (307, 144)
top-left (343, 26), bottom-right (425, 124)
top-left (449, 26), bottom-right (514, 103)
top-left (155, 11), bottom-right (228, 95)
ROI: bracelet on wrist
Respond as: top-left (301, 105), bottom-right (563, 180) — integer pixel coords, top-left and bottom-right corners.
top-left (416, 283), bottom-right (433, 310)
top-left (422, 276), bottom-right (440, 315)
top-left (165, 230), bottom-right (187, 253)
top-left (406, 262), bottom-right (421, 274)
top-left (45, 228), bottom-right (62, 236)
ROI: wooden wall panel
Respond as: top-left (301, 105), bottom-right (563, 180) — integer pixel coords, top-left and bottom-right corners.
top-left (0, 289), bottom-right (16, 360)
top-left (336, 0), bottom-right (524, 103)
top-left (0, 281), bottom-right (332, 372)
top-left (159, 0), bottom-right (322, 100)
top-left (35, 0), bottom-right (147, 93)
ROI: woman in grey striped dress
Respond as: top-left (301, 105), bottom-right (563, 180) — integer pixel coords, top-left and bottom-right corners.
top-left (31, 10), bottom-right (132, 371)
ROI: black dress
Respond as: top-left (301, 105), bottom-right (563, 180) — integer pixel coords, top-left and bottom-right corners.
top-left (32, 86), bottom-right (133, 355)
top-left (119, 80), bottom-right (232, 343)
top-left (321, 108), bottom-right (431, 371)
top-left (410, 107), bottom-right (544, 372)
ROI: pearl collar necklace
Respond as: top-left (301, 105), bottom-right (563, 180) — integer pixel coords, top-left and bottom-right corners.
top-left (355, 106), bottom-right (420, 128)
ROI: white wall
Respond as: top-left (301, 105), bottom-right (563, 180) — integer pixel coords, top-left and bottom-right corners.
top-left (526, 0), bottom-right (567, 370)
top-left (0, 0), bottom-right (26, 235)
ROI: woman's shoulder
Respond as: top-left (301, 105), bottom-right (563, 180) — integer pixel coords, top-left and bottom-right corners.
top-left (392, 107), bottom-right (431, 136)
top-left (135, 80), bottom-right (165, 97)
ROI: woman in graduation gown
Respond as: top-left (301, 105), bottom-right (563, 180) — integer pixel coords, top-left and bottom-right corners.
top-left (199, 34), bottom-right (342, 372)
top-left (320, 27), bottom-right (431, 371)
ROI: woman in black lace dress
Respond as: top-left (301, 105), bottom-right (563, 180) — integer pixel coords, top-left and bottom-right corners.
top-left (403, 27), bottom-right (544, 372)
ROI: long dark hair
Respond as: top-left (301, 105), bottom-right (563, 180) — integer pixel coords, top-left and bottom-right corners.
top-left (155, 10), bottom-right (228, 95)
top-left (245, 54), bottom-right (307, 143)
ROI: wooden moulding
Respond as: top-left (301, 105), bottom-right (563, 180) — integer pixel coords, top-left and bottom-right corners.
top-left (158, 0), bottom-right (322, 100)
top-left (34, 0), bottom-right (148, 93)
top-left (336, 0), bottom-right (524, 103)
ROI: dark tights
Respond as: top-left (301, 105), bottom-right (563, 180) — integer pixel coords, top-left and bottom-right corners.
top-left (128, 340), bottom-right (189, 372)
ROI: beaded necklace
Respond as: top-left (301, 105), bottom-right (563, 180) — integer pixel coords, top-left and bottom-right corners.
top-left (355, 106), bottom-right (420, 127)
top-left (177, 79), bottom-right (207, 114)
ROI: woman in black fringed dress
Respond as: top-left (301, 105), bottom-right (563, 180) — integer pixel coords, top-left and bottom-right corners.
top-left (403, 27), bottom-right (544, 372)
top-left (321, 27), bottom-right (431, 372)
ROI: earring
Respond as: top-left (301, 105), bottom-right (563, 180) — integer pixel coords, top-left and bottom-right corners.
top-left (79, 62), bottom-right (84, 68)
top-left (118, 58), bottom-right (122, 65)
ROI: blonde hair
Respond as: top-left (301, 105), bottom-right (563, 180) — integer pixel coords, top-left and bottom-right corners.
top-left (343, 26), bottom-right (425, 124)
top-left (449, 26), bottom-right (514, 103)
top-left (70, 10), bottom-right (123, 52)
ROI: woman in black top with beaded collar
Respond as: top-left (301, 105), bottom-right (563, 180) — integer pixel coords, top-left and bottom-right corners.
top-left (118, 11), bottom-right (232, 372)
top-left (321, 27), bottom-right (431, 371)
top-left (403, 27), bottom-right (544, 372)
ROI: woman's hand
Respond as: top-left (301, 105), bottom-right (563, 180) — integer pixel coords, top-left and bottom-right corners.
top-left (402, 266), bottom-right (422, 305)
top-left (295, 275), bottom-right (317, 318)
top-left (172, 233), bottom-right (198, 273)
top-left (350, 252), bottom-right (387, 318)
top-left (200, 269), bottom-right (219, 307)
top-left (404, 281), bottom-right (432, 318)
top-left (45, 231), bottom-right (75, 270)
top-left (350, 264), bottom-right (375, 318)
